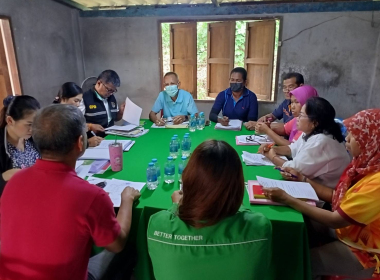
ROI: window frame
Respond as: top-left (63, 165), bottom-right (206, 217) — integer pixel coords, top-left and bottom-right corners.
top-left (158, 16), bottom-right (282, 103)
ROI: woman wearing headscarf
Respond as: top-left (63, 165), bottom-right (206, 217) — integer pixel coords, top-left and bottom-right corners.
top-left (256, 85), bottom-right (318, 148)
top-left (264, 109), bottom-right (380, 279)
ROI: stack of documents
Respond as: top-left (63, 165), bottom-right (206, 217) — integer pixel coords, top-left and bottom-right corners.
top-left (87, 177), bottom-right (145, 207)
top-left (79, 140), bottom-right (135, 160)
top-left (242, 151), bottom-right (287, 166)
top-left (236, 135), bottom-right (274, 146)
top-left (215, 119), bottom-right (242, 131)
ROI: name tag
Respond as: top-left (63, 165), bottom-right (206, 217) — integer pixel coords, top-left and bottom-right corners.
top-left (89, 105), bottom-right (97, 109)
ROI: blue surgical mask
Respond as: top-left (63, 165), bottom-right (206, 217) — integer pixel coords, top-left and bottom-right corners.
top-left (165, 85), bottom-right (179, 98)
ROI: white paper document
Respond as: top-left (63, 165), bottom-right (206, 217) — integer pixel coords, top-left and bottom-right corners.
top-left (76, 164), bottom-right (92, 179)
top-left (75, 160), bottom-right (84, 170)
top-left (87, 178), bottom-right (145, 207)
top-left (79, 149), bottom-right (110, 160)
top-left (215, 119), bottom-right (242, 131)
top-left (122, 97), bottom-right (142, 126)
top-left (242, 151), bottom-right (287, 166)
top-left (105, 124), bottom-right (137, 132)
top-left (256, 176), bottom-right (319, 201)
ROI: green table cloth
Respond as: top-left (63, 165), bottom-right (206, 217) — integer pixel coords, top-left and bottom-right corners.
top-left (98, 120), bottom-right (311, 280)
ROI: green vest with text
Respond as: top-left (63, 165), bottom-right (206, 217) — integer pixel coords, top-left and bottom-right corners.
top-left (147, 205), bottom-right (272, 280)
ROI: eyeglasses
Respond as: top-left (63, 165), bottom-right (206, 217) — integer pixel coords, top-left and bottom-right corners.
top-left (101, 82), bottom-right (117, 94)
top-left (297, 113), bottom-right (309, 120)
top-left (246, 135), bottom-right (272, 145)
top-left (282, 85), bottom-right (297, 92)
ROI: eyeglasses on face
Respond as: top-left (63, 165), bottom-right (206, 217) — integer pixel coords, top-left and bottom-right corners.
top-left (101, 81), bottom-right (117, 93)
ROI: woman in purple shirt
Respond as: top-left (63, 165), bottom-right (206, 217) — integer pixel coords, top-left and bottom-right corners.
top-left (209, 67), bottom-right (258, 125)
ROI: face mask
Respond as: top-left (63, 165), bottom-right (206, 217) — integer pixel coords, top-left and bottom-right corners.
top-left (230, 83), bottom-right (244, 92)
top-left (165, 85), bottom-right (179, 97)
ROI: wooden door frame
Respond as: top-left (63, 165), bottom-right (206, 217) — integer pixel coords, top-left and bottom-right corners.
top-left (0, 16), bottom-right (22, 96)
top-left (157, 16), bottom-right (282, 102)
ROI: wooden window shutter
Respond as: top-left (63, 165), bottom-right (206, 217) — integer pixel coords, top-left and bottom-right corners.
top-left (244, 20), bottom-right (276, 101)
top-left (207, 21), bottom-right (235, 98)
top-left (170, 22), bottom-right (197, 98)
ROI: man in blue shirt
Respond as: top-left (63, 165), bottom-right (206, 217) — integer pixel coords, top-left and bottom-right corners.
top-left (209, 67), bottom-right (258, 125)
top-left (245, 73), bottom-right (304, 130)
top-left (149, 72), bottom-right (198, 126)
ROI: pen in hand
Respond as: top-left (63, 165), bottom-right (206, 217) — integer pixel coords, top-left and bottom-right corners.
top-left (274, 167), bottom-right (298, 179)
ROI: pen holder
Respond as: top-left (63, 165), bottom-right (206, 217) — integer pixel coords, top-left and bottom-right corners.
top-left (109, 143), bottom-right (123, 172)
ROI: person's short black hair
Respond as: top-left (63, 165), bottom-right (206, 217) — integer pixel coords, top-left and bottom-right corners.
top-left (53, 82), bottom-right (83, 104)
top-left (283, 72), bottom-right (304, 86)
top-left (230, 67), bottom-right (247, 81)
top-left (97, 70), bottom-right (120, 87)
top-left (304, 97), bottom-right (344, 143)
top-left (32, 105), bottom-right (86, 157)
top-left (164, 72), bottom-right (179, 81)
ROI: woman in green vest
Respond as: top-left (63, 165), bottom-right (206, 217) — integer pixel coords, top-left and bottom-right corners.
top-left (147, 140), bottom-right (272, 280)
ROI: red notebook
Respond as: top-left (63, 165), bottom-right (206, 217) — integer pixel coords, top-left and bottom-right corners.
top-left (247, 180), bottom-right (316, 206)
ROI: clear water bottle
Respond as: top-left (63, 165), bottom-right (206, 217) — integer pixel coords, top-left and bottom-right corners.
top-left (151, 158), bottom-right (161, 184)
top-left (181, 135), bottom-right (191, 157)
top-left (178, 156), bottom-right (187, 183)
top-left (169, 137), bottom-right (179, 159)
top-left (197, 112), bottom-right (205, 130)
top-left (146, 162), bottom-right (158, 190)
top-left (173, 134), bottom-right (180, 150)
top-left (189, 114), bottom-right (197, 132)
top-left (185, 132), bottom-right (191, 148)
top-left (164, 156), bottom-right (175, 184)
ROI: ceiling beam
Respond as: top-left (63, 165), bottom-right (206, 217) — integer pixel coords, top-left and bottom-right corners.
top-left (80, 1), bottom-right (380, 17)
top-left (53, 0), bottom-right (92, 10)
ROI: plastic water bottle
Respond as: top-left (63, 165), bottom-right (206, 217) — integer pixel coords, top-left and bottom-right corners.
top-left (197, 112), bottom-right (205, 130)
top-left (164, 156), bottom-right (175, 184)
top-left (189, 114), bottom-right (197, 132)
top-left (146, 162), bottom-right (158, 190)
top-left (151, 158), bottom-right (160, 184)
top-left (169, 137), bottom-right (179, 159)
top-left (173, 134), bottom-right (180, 150)
top-left (181, 135), bottom-right (191, 157)
top-left (178, 156), bottom-right (187, 183)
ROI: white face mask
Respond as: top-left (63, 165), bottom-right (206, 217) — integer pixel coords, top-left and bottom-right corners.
top-left (165, 85), bottom-right (179, 98)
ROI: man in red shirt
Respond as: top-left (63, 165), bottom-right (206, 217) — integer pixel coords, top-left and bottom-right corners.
top-left (0, 105), bottom-right (140, 280)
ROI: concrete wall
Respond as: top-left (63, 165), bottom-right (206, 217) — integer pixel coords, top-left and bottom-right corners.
top-left (80, 11), bottom-right (380, 119)
top-left (0, 0), bottom-right (84, 107)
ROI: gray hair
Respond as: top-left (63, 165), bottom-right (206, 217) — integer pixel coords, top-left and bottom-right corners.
top-left (32, 105), bottom-right (86, 156)
top-left (97, 70), bottom-right (120, 87)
